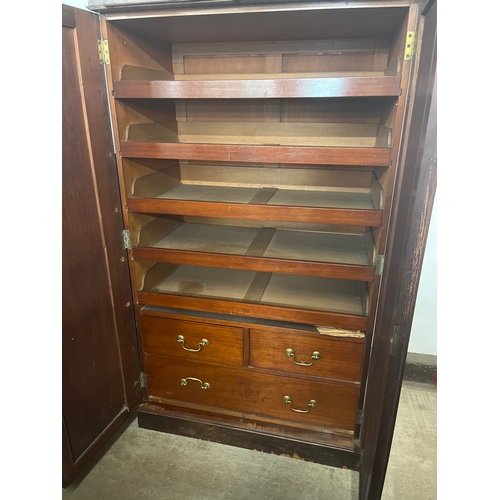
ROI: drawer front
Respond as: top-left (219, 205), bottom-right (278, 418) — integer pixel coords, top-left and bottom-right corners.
top-left (145, 355), bottom-right (359, 431)
top-left (250, 329), bottom-right (364, 382)
top-left (141, 316), bottom-right (244, 367)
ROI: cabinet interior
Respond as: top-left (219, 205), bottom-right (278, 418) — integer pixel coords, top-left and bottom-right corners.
top-left (103, 3), bottom-right (411, 442)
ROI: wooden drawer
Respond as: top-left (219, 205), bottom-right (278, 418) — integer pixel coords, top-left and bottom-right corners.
top-left (144, 355), bottom-right (359, 432)
top-left (250, 329), bottom-right (364, 382)
top-left (140, 316), bottom-right (244, 367)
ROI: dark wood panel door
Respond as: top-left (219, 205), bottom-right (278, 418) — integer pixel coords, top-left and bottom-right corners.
top-left (359, 1), bottom-right (437, 499)
top-left (62, 4), bottom-right (140, 487)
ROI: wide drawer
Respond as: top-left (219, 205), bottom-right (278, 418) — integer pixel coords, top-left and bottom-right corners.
top-left (140, 316), bottom-right (244, 367)
top-left (250, 328), bottom-right (364, 382)
top-left (144, 355), bottom-right (359, 431)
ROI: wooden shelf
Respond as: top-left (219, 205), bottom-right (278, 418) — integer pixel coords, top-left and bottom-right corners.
top-left (121, 142), bottom-right (391, 167)
top-left (127, 183), bottom-right (383, 226)
top-left (113, 76), bottom-right (401, 99)
top-left (137, 264), bottom-right (369, 330)
top-left (133, 222), bottom-right (376, 281)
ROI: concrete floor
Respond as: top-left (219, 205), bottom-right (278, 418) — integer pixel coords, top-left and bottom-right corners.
top-left (63, 381), bottom-right (436, 500)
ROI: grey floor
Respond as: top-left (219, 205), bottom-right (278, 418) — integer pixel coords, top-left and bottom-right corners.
top-left (63, 381), bottom-right (436, 500)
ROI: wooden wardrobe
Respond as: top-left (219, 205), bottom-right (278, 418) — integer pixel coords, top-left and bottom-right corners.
top-left (62, 1), bottom-right (437, 498)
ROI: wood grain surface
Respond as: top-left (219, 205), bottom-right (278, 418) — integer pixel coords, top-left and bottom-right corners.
top-left (249, 328), bottom-right (364, 382)
top-left (141, 315), bottom-right (244, 366)
top-left (144, 355), bottom-right (359, 430)
top-left (114, 76), bottom-right (401, 98)
top-left (127, 197), bottom-right (383, 226)
top-left (121, 142), bottom-right (392, 166)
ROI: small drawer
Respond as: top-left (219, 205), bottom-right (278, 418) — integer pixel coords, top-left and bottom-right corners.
top-left (250, 328), bottom-right (364, 382)
top-left (140, 315), bottom-right (244, 366)
top-left (145, 355), bottom-right (359, 432)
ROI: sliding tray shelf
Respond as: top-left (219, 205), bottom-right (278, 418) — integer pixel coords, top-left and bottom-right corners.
top-left (121, 142), bottom-right (391, 167)
top-left (133, 222), bottom-right (376, 282)
top-left (128, 200), bottom-right (382, 226)
top-left (126, 162), bottom-right (385, 226)
top-left (113, 75), bottom-right (402, 99)
top-left (120, 111), bottom-right (394, 167)
top-left (137, 264), bottom-right (369, 330)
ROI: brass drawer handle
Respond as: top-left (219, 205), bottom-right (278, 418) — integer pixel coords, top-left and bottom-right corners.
top-left (180, 377), bottom-right (211, 390)
top-left (283, 396), bottom-right (317, 413)
top-left (285, 348), bottom-right (321, 366)
top-left (177, 335), bottom-right (209, 352)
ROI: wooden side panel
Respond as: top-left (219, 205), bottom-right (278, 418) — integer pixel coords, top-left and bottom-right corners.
top-left (359, 1), bottom-right (437, 498)
top-left (62, 5), bottom-right (140, 487)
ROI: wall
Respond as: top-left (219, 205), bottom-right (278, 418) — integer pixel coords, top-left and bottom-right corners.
top-left (61, 0), bottom-right (437, 357)
top-left (64, 0), bottom-right (90, 9)
top-left (408, 196), bottom-right (437, 356)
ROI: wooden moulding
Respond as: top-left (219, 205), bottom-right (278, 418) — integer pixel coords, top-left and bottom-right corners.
top-left (120, 142), bottom-right (392, 166)
top-left (113, 76), bottom-right (401, 99)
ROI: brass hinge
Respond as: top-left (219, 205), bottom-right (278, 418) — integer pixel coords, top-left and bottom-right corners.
top-left (391, 325), bottom-right (401, 356)
top-left (121, 229), bottom-right (132, 250)
top-left (376, 255), bottom-right (385, 276)
top-left (139, 372), bottom-right (148, 389)
top-left (98, 39), bottom-right (110, 65)
top-left (356, 409), bottom-right (365, 426)
top-left (404, 31), bottom-right (416, 61)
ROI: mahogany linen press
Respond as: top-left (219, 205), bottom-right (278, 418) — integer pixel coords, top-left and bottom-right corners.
top-left (62, 1), bottom-right (437, 498)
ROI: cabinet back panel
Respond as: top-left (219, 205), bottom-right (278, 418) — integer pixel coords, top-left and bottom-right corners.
top-left (173, 38), bottom-right (390, 76)
top-left (176, 121), bottom-right (379, 147)
top-left (282, 53), bottom-right (380, 73)
top-left (180, 98), bottom-right (387, 124)
top-left (181, 99), bottom-right (281, 123)
top-left (184, 55), bottom-right (270, 75)
top-left (180, 164), bottom-right (374, 190)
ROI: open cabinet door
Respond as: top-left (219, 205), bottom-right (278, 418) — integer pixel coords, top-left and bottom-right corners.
top-left (62, 4), bottom-right (141, 487)
top-left (359, 1), bottom-right (437, 499)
